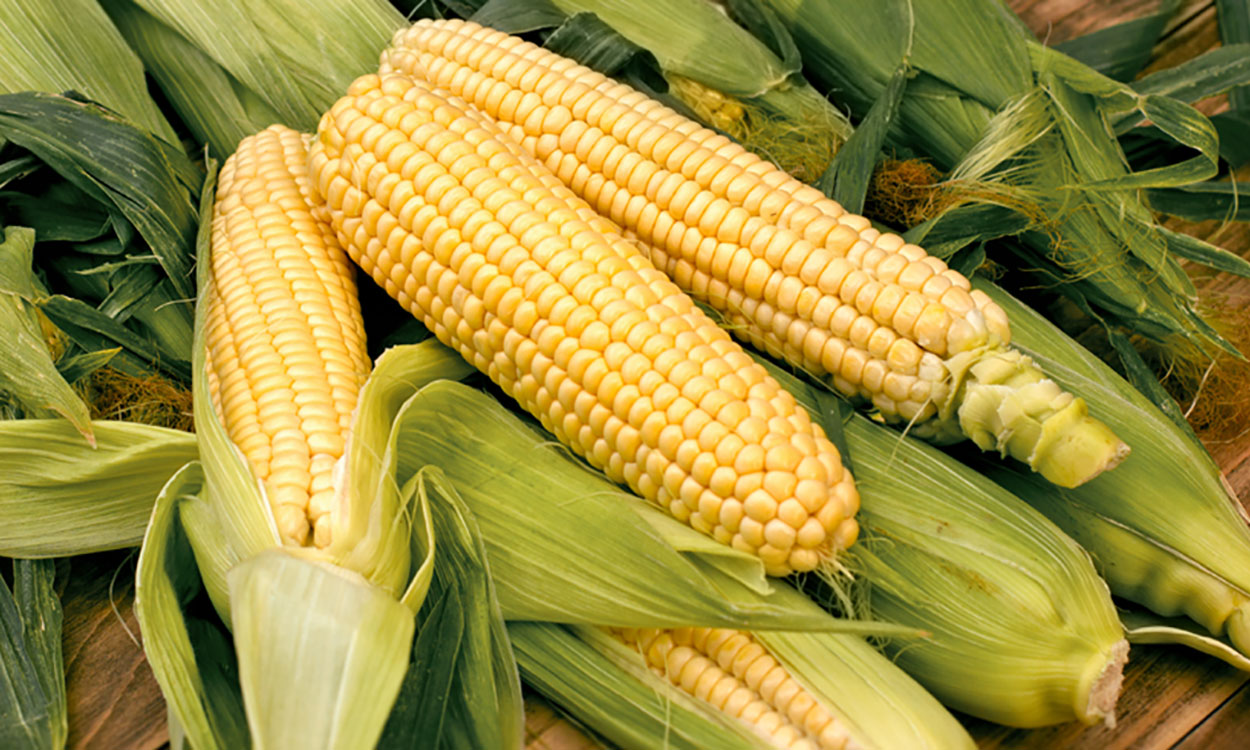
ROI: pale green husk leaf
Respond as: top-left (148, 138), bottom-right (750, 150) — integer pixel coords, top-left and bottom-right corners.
top-left (0, 418), bottom-right (196, 557)
top-left (228, 550), bottom-right (415, 750)
top-left (758, 630), bottom-right (976, 749)
top-left (0, 0), bottom-right (177, 143)
top-left (390, 373), bottom-right (912, 635)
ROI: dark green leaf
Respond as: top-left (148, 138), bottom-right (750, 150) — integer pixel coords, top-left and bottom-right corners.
top-left (0, 92), bottom-right (201, 301)
top-left (723, 0), bottom-right (802, 72)
top-left (0, 226), bottom-right (93, 436)
top-left (1129, 44), bottom-right (1250, 106)
top-left (1054, 0), bottom-right (1180, 82)
top-left (1217, 0), bottom-right (1250, 109)
top-left (418, 472), bottom-right (522, 750)
top-left (0, 191), bottom-right (110, 242)
top-left (377, 587), bottom-right (463, 749)
top-left (39, 294), bottom-right (190, 381)
top-left (903, 203), bottom-right (1029, 256)
top-left (469, 0), bottom-right (565, 34)
top-left (1159, 225), bottom-right (1250, 278)
top-left (12, 561), bottom-right (64, 750)
top-left (819, 63), bottom-right (909, 213)
top-left (1148, 180), bottom-right (1250, 222)
top-left (1214, 110), bottom-right (1250, 168)
top-left (54, 347), bottom-right (120, 384)
top-left (544, 13), bottom-right (644, 76)
top-left (96, 262), bottom-right (162, 321)
top-left (0, 155), bottom-right (41, 190)
top-left (0, 560), bottom-right (61, 750)
top-left (948, 242), bottom-right (987, 278)
top-left (1106, 328), bottom-right (1199, 437)
top-left (71, 238), bottom-right (126, 256)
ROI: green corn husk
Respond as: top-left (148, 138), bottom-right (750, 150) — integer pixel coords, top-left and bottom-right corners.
top-left (762, 0), bottom-right (1238, 358)
top-left (0, 418), bottom-right (196, 558)
top-left (512, 622), bottom-right (975, 750)
top-left (389, 373), bottom-right (918, 636)
top-left (0, 0), bottom-right (178, 144)
top-left (101, 0), bottom-right (281, 161)
top-left (0, 227), bottom-right (93, 440)
top-left (467, 0), bottom-right (852, 180)
top-left (755, 358), bottom-right (1127, 727)
top-left (963, 281), bottom-right (1250, 664)
top-left (123, 0), bottom-right (405, 133)
top-left (0, 559), bottom-right (66, 750)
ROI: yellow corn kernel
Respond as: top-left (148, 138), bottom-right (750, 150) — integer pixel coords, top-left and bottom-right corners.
top-left (205, 125), bottom-right (370, 548)
top-left (310, 73), bottom-right (859, 575)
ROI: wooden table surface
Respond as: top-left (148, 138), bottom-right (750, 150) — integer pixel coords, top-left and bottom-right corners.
top-left (49, 1), bottom-right (1250, 748)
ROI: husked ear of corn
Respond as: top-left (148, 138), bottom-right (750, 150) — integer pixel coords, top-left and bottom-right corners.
top-left (380, 19), bottom-right (1129, 488)
top-left (612, 626), bottom-right (853, 749)
top-left (205, 124), bottom-right (371, 550)
top-left (308, 72), bottom-right (860, 576)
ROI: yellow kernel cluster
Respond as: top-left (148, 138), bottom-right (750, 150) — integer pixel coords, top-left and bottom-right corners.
top-left (205, 125), bottom-right (370, 548)
top-left (309, 74), bottom-right (860, 575)
top-left (613, 627), bottom-right (850, 750)
top-left (381, 19), bottom-right (1012, 423)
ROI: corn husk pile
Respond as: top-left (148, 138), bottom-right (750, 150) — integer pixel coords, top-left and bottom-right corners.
top-left (1, 0), bottom-right (1250, 749)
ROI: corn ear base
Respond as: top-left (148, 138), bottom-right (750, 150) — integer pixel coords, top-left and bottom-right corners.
top-left (227, 551), bottom-right (415, 750)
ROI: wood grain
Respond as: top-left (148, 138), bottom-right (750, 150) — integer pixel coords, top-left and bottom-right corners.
top-left (59, 553), bottom-right (167, 750)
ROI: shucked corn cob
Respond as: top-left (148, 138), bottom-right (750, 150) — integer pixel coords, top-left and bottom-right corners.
top-left (204, 124), bottom-right (371, 548)
top-left (612, 626), bottom-right (853, 750)
top-left (308, 73), bottom-right (860, 576)
top-left (381, 19), bottom-right (1129, 488)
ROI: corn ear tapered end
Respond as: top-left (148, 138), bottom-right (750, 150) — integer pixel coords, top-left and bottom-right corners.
top-left (1034, 413), bottom-right (1131, 489)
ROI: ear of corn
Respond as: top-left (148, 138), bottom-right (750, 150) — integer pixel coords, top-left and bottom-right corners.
top-left (379, 19), bottom-right (1128, 489)
top-left (756, 356), bottom-right (1127, 727)
top-left (759, 0), bottom-right (1234, 360)
top-left (310, 72), bottom-right (861, 576)
top-left (514, 622), bottom-right (976, 750)
top-left (169, 126), bottom-right (444, 750)
top-left (968, 280), bottom-right (1250, 660)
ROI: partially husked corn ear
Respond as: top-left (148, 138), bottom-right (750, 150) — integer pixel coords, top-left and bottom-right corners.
top-left (205, 124), bottom-right (371, 549)
top-left (382, 19), bottom-right (1129, 488)
top-left (612, 627), bottom-right (852, 750)
top-left (309, 73), bottom-right (860, 576)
